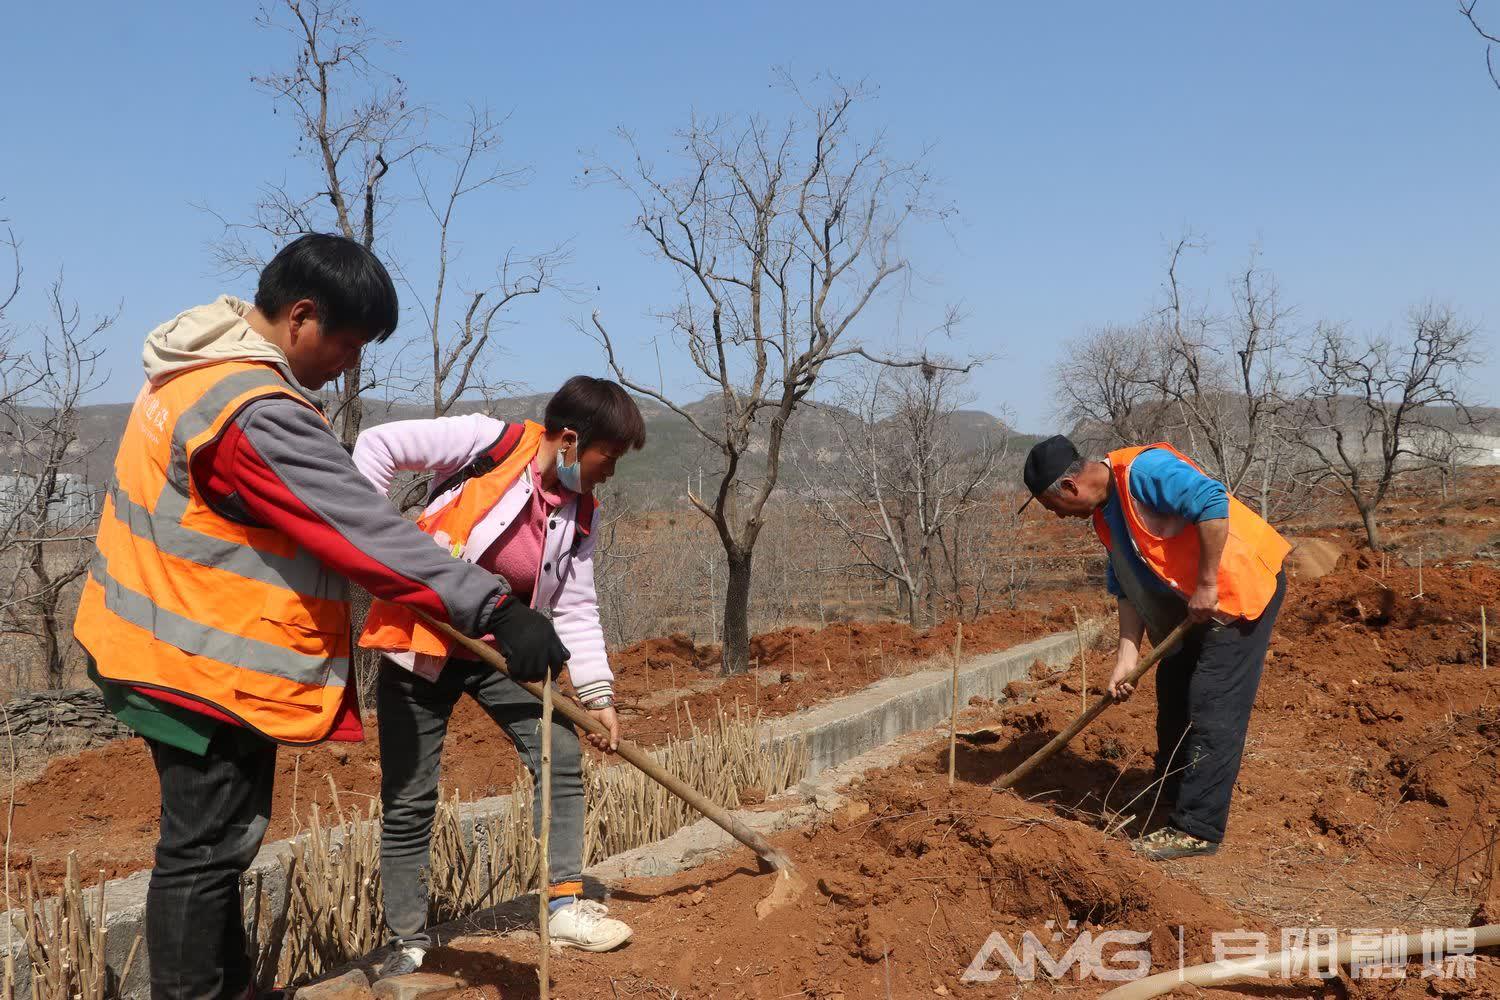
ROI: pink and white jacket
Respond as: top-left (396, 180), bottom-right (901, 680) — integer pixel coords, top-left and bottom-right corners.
top-left (352, 413), bottom-right (614, 703)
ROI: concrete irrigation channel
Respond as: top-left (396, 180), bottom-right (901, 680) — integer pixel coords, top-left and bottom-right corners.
top-left (3, 620), bottom-right (1102, 998)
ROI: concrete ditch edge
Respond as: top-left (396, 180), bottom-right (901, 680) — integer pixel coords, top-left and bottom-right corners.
top-left (6, 620), bottom-right (1101, 998)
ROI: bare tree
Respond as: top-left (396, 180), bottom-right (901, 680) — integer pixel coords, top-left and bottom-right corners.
top-left (1053, 324), bottom-right (1173, 449)
top-left (798, 364), bottom-right (1002, 627)
top-left (0, 224), bottom-right (18, 332)
top-left (894, 370), bottom-right (1006, 624)
top-left (1146, 241), bottom-right (1306, 512)
top-left (588, 491), bottom-right (650, 649)
top-left (954, 491), bottom-right (1040, 614)
top-left (0, 277), bottom-right (109, 688)
top-left (405, 108), bottom-right (569, 417)
top-left (1461, 0), bottom-right (1500, 90)
top-left (210, 1), bottom-right (561, 443)
top-left (0, 215), bottom-right (36, 412)
top-left (1054, 239), bottom-right (1311, 520)
top-left (588, 78), bottom-right (958, 674)
top-left (1288, 304), bottom-right (1478, 550)
top-left (208, 0), bottom-right (424, 444)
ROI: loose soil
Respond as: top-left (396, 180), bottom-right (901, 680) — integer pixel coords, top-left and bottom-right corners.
top-left (400, 481), bottom-right (1500, 998)
top-left (3, 589), bottom-right (1109, 894)
top-left (15, 469), bottom-right (1500, 997)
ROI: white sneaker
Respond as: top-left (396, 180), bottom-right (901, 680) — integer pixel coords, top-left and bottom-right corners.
top-left (376, 944), bottom-right (425, 978)
top-left (547, 899), bottom-right (633, 952)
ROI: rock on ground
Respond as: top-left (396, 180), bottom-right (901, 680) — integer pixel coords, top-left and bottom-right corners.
top-left (372, 972), bottom-right (463, 1000)
top-left (293, 968), bottom-right (372, 1000)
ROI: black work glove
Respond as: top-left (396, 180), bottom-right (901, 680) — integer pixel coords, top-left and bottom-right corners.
top-left (485, 598), bottom-right (569, 682)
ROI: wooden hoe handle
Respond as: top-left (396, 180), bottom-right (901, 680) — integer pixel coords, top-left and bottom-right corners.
top-left (991, 617), bottom-right (1192, 792)
top-left (415, 612), bottom-right (799, 875)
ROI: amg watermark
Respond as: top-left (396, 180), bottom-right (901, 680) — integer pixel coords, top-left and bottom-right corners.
top-left (961, 922), bottom-right (1481, 983)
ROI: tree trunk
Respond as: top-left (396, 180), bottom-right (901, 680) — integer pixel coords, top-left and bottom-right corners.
top-left (720, 549), bottom-right (753, 675)
top-left (39, 590), bottom-right (64, 688)
top-left (27, 541), bottom-right (63, 688)
top-left (1258, 453), bottom-right (1272, 520)
top-left (1359, 503), bottom-right (1381, 552)
top-left (337, 356), bottom-right (363, 448)
top-left (349, 587), bottom-right (379, 712)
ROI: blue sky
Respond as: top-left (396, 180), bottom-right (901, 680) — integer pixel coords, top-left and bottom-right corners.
top-left (2, 2), bottom-right (1497, 431)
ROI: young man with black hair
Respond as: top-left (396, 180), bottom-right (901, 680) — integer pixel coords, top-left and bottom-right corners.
top-left (353, 375), bottom-right (647, 974)
top-left (77, 234), bottom-right (568, 999)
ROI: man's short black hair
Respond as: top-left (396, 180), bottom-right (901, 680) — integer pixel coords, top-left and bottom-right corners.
top-left (254, 233), bottom-right (399, 343)
top-left (544, 376), bottom-right (647, 452)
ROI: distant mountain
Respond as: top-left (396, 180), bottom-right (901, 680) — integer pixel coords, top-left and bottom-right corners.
top-left (18, 393), bottom-right (1032, 509)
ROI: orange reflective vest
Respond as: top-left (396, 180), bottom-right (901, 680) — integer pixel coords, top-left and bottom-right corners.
top-left (1091, 443), bottom-right (1290, 621)
top-left (74, 361), bottom-right (353, 745)
top-left (360, 419), bottom-right (595, 659)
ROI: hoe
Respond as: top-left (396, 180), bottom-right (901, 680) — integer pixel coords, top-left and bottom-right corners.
top-left (419, 612), bottom-right (807, 918)
top-left (992, 618), bottom-right (1192, 791)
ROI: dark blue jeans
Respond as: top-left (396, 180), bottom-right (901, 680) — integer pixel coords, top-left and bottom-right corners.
top-left (1154, 570), bottom-right (1287, 843)
top-left (145, 731), bottom-right (276, 1000)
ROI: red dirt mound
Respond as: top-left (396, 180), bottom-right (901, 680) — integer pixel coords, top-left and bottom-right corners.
top-left (422, 755), bottom-right (1250, 998)
top-left (420, 736), bottom-right (1500, 998)
top-left (404, 548), bottom-right (1500, 997)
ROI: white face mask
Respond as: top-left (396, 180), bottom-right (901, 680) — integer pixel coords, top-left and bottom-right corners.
top-left (555, 446), bottom-right (583, 493)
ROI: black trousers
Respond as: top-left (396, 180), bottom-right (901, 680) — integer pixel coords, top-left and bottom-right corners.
top-left (1154, 571), bottom-right (1286, 843)
top-left (146, 731), bottom-right (276, 1000)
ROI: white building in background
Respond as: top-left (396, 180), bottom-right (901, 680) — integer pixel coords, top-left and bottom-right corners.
top-left (0, 472), bottom-right (99, 529)
top-left (1456, 433), bottom-right (1500, 466)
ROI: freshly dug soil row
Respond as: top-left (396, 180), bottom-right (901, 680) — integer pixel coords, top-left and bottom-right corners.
top-left (423, 759), bottom-right (1253, 998)
top-left (410, 553), bottom-right (1500, 997)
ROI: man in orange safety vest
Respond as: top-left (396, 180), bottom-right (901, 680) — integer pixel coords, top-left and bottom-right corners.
top-left (77, 234), bottom-right (569, 998)
top-left (1019, 435), bottom-right (1289, 861)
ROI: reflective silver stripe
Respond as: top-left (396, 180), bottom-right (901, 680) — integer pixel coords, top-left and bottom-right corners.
top-left (166, 368), bottom-right (307, 491)
top-left (89, 551), bottom-right (348, 687)
top-left (103, 483), bottom-right (344, 601)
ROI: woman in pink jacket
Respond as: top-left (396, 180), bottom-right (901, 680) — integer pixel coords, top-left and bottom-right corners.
top-left (352, 376), bottom-right (645, 976)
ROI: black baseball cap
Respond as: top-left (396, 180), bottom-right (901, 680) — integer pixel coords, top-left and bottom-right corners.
top-left (1017, 435), bottom-right (1080, 514)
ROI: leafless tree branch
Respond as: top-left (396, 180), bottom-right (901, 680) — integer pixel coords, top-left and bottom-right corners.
top-left (796, 363), bottom-right (1004, 626)
top-left (0, 271), bottom-right (110, 688)
top-left (585, 77), bottom-right (966, 672)
top-left (1461, 0), bottom-right (1500, 90)
top-left (1286, 303), bottom-right (1479, 549)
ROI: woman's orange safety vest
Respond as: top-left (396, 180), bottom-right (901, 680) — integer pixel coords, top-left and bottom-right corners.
top-left (1091, 443), bottom-right (1290, 621)
top-left (358, 420), bottom-right (548, 659)
top-left (74, 361), bottom-right (354, 745)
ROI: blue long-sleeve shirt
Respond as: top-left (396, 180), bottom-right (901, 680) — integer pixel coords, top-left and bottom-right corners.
top-left (1102, 448), bottom-right (1229, 597)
